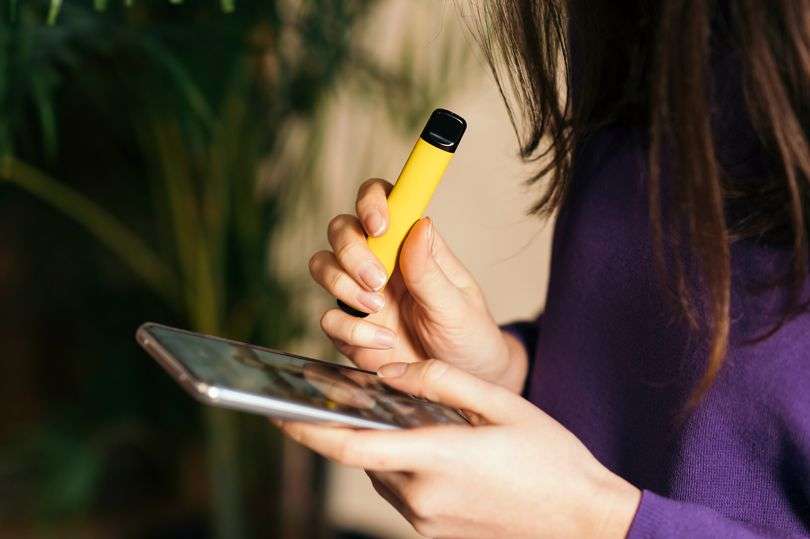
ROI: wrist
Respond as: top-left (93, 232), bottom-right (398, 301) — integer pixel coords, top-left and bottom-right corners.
top-left (586, 467), bottom-right (642, 539)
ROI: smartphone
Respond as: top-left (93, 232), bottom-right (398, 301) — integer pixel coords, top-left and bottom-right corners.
top-left (136, 323), bottom-right (468, 430)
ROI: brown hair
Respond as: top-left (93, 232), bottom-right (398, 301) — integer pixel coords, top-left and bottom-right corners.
top-left (467, 0), bottom-right (810, 406)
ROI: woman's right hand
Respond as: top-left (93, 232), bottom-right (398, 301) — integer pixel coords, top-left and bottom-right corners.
top-left (308, 178), bottom-right (529, 393)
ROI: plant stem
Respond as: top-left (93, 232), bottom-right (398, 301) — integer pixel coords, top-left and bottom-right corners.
top-left (206, 408), bottom-right (245, 539)
top-left (46, 0), bottom-right (62, 25)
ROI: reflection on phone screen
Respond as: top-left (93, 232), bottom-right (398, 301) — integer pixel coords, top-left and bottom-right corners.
top-left (149, 326), bottom-right (466, 428)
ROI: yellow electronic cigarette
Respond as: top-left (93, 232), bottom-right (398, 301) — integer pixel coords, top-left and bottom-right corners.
top-left (338, 108), bottom-right (467, 317)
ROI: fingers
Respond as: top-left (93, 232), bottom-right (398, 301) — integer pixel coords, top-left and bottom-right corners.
top-left (356, 178), bottom-right (393, 237)
top-left (368, 474), bottom-right (414, 520)
top-left (377, 360), bottom-right (535, 425)
top-left (327, 214), bottom-right (388, 292)
top-left (279, 421), bottom-right (433, 472)
top-left (309, 250), bottom-right (385, 314)
top-left (397, 218), bottom-right (467, 314)
top-left (328, 335), bottom-right (360, 360)
top-left (367, 471), bottom-right (418, 523)
top-left (367, 469), bottom-right (411, 494)
top-left (320, 309), bottom-right (396, 349)
top-left (423, 219), bottom-right (479, 292)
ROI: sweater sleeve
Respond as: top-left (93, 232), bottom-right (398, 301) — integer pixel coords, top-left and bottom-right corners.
top-left (628, 490), bottom-right (807, 538)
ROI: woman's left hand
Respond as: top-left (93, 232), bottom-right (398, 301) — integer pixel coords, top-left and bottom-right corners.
top-left (277, 360), bottom-right (641, 538)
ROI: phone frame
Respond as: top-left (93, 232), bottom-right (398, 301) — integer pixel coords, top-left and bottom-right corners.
top-left (136, 322), bottom-right (401, 430)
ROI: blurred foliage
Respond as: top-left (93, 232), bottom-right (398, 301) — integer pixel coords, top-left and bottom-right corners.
top-left (0, 0), bottom-right (475, 536)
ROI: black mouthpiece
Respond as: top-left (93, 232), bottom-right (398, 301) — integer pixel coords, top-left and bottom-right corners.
top-left (420, 108), bottom-right (467, 153)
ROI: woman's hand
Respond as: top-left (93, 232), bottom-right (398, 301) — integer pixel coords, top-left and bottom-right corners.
top-left (308, 178), bottom-right (528, 393)
top-left (277, 360), bottom-right (641, 538)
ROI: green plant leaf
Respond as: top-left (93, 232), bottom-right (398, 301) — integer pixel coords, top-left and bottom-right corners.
top-left (0, 156), bottom-right (178, 304)
top-left (46, 0), bottom-right (63, 25)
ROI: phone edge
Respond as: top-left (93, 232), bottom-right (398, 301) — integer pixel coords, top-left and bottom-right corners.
top-left (137, 322), bottom-right (377, 375)
top-left (135, 322), bottom-right (400, 430)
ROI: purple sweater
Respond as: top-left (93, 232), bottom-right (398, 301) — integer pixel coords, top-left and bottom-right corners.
top-left (492, 24), bottom-right (810, 538)
top-left (502, 120), bottom-right (810, 535)
top-left (500, 9), bottom-right (810, 536)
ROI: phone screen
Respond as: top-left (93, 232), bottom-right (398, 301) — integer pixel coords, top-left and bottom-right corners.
top-left (146, 325), bottom-right (467, 428)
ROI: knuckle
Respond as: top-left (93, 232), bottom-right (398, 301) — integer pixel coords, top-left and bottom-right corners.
top-left (405, 484), bottom-right (435, 521)
top-left (462, 283), bottom-right (486, 305)
top-left (328, 335), bottom-right (352, 356)
top-left (358, 178), bottom-right (393, 206)
top-left (358, 177), bottom-right (377, 194)
top-left (348, 320), bottom-right (363, 343)
top-left (337, 438), bottom-right (358, 466)
top-left (326, 215), bottom-right (342, 237)
top-left (425, 438), bottom-right (455, 467)
top-left (420, 359), bottom-right (450, 386)
top-left (335, 342), bottom-right (352, 360)
top-left (285, 424), bottom-right (303, 444)
top-left (364, 451), bottom-right (392, 470)
top-left (334, 237), bottom-right (364, 262)
top-left (308, 250), bottom-right (328, 277)
top-left (359, 177), bottom-right (384, 193)
top-left (334, 340), bottom-right (355, 358)
top-left (411, 518), bottom-right (437, 538)
top-left (320, 310), bottom-right (336, 333)
top-left (327, 214), bottom-right (353, 240)
top-left (327, 268), bottom-right (348, 294)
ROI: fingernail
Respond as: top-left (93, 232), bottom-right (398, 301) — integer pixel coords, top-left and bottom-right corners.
top-left (359, 263), bottom-right (387, 291)
top-left (365, 210), bottom-right (386, 237)
top-left (357, 291), bottom-right (385, 312)
top-left (377, 362), bottom-right (408, 378)
top-left (374, 328), bottom-right (396, 348)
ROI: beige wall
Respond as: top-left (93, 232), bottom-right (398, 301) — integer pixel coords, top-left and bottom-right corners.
top-left (280, 1), bottom-right (554, 536)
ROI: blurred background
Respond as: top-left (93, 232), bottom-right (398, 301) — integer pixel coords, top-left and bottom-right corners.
top-left (0, 0), bottom-right (551, 537)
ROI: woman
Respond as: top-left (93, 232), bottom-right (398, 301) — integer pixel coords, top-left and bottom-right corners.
top-left (278, 1), bottom-right (810, 537)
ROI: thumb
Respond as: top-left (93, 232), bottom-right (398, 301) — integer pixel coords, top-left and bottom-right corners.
top-left (398, 218), bottom-right (467, 313)
top-left (376, 360), bottom-right (533, 425)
